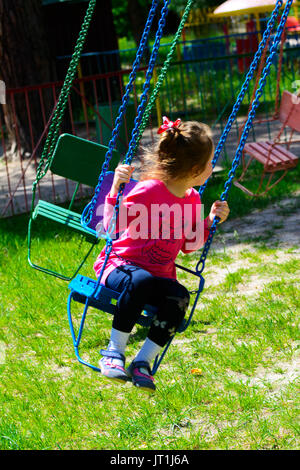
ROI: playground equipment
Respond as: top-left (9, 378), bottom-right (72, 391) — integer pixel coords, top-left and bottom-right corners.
top-left (28, 0), bottom-right (295, 375)
top-left (234, 21), bottom-right (299, 196)
top-left (69, 0), bottom-right (295, 375)
top-left (234, 90), bottom-right (299, 196)
top-left (28, 134), bottom-right (122, 280)
top-left (213, 0), bottom-right (300, 71)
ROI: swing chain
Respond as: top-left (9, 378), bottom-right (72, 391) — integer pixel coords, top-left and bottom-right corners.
top-left (195, 217), bottom-right (219, 274)
top-left (197, 0), bottom-right (293, 271)
top-left (34, 0), bottom-right (97, 186)
top-left (199, 0), bottom-right (285, 198)
top-left (124, 0), bottom-right (172, 166)
top-left (102, 0), bottom-right (172, 240)
top-left (221, 0), bottom-right (293, 201)
top-left (82, 0), bottom-right (161, 227)
top-left (132, 0), bottom-right (195, 157)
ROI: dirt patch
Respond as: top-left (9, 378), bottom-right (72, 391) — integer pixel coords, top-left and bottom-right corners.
top-left (173, 193), bottom-right (300, 356)
top-left (227, 355), bottom-right (299, 392)
top-left (214, 193), bottom-right (300, 252)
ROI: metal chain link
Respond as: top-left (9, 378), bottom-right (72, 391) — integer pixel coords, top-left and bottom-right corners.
top-left (199, 0), bottom-right (285, 198)
top-left (81, 0), bottom-right (160, 227)
top-left (196, 0), bottom-right (293, 274)
top-left (33, 0), bottom-right (97, 187)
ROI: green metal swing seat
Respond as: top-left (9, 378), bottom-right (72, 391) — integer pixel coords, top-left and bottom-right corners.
top-left (33, 133), bottom-right (121, 232)
top-left (29, 133), bottom-right (122, 279)
top-left (32, 200), bottom-right (96, 242)
top-left (49, 133), bottom-right (121, 188)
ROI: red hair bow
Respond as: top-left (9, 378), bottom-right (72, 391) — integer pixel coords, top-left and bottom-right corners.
top-left (157, 116), bottom-right (181, 134)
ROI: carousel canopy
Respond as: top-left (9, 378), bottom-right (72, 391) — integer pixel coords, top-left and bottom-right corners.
top-left (213, 0), bottom-right (288, 17)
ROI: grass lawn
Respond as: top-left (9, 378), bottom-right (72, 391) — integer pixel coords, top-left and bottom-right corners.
top-left (0, 163), bottom-right (299, 450)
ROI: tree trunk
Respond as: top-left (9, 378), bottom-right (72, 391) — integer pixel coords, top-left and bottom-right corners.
top-left (0, 0), bottom-right (56, 159)
top-left (44, 0), bottom-right (120, 103)
top-left (127, 0), bottom-right (150, 53)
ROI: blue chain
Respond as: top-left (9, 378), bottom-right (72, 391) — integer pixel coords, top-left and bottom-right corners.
top-left (196, 0), bottom-right (293, 274)
top-left (123, 3), bottom-right (172, 165)
top-left (221, 1), bottom-right (293, 201)
top-left (88, 0), bottom-right (171, 293)
top-left (199, 0), bottom-right (285, 198)
top-left (105, 0), bottom-right (171, 240)
top-left (81, 0), bottom-right (160, 227)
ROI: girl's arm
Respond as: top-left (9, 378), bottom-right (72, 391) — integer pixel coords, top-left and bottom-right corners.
top-left (181, 199), bottom-right (230, 253)
top-left (102, 167), bottom-right (150, 235)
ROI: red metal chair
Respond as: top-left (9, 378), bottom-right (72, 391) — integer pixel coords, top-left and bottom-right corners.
top-left (234, 90), bottom-right (300, 196)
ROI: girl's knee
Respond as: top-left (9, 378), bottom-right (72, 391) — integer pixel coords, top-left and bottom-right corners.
top-left (134, 272), bottom-right (156, 291)
top-left (166, 289), bottom-right (190, 313)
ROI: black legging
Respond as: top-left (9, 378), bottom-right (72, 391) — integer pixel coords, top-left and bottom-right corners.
top-left (105, 264), bottom-right (190, 347)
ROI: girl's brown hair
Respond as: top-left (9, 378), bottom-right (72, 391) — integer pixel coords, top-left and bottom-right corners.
top-left (139, 120), bottom-right (214, 182)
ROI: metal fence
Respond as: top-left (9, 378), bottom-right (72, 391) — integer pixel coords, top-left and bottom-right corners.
top-left (56, 28), bottom-right (300, 74)
top-left (1, 33), bottom-right (299, 218)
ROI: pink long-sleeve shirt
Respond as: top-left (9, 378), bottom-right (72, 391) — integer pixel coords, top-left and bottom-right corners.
top-left (94, 179), bottom-right (211, 284)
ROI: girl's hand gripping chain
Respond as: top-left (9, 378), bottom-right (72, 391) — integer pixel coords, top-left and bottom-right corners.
top-left (110, 164), bottom-right (135, 197)
top-left (207, 200), bottom-right (230, 227)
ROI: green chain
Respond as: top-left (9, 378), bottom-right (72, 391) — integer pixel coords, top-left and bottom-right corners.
top-left (34, 0), bottom-right (97, 185)
top-left (33, 0), bottom-right (193, 181)
top-left (131, 0), bottom-right (195, 158)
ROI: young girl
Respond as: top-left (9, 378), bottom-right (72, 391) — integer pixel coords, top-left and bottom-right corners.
top-left (94, 118), bottom-right (230, 393)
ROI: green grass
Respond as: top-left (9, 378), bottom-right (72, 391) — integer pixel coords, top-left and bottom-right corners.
top-left (0, 166), bottom-right (299, 450)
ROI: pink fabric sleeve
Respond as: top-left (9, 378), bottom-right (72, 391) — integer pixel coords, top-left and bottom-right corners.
top-left (181, 190), bottom-right (212, 254)
top-left (181, 216), bottom-right (211, 253)
top-left (102, 183), bottom-right (149, 234)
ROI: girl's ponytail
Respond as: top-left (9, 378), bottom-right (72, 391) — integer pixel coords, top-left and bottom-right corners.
top-left (140, 120), bottom-right (214, 182)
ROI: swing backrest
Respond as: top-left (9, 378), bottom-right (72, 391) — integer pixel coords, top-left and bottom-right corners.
top-left (279, 90), bottom-right (300, 132)
top-left (50, 134), bottom-right (122, 188)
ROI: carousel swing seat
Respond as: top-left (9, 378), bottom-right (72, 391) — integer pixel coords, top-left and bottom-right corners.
top-left (67, 273), bottom-right (204, 375)
top-left (28, 134), bottom-right (122, 279)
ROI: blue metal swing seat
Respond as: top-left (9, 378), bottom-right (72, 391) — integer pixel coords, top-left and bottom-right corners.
top-left (67, 273), bottom-right (205, 375)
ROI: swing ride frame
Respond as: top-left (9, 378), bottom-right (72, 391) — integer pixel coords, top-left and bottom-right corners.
top-left (28, 0), bottom-right (296, 375)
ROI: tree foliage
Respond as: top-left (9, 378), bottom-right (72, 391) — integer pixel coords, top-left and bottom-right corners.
top-left (112, 0), bottom-right (224, 39)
